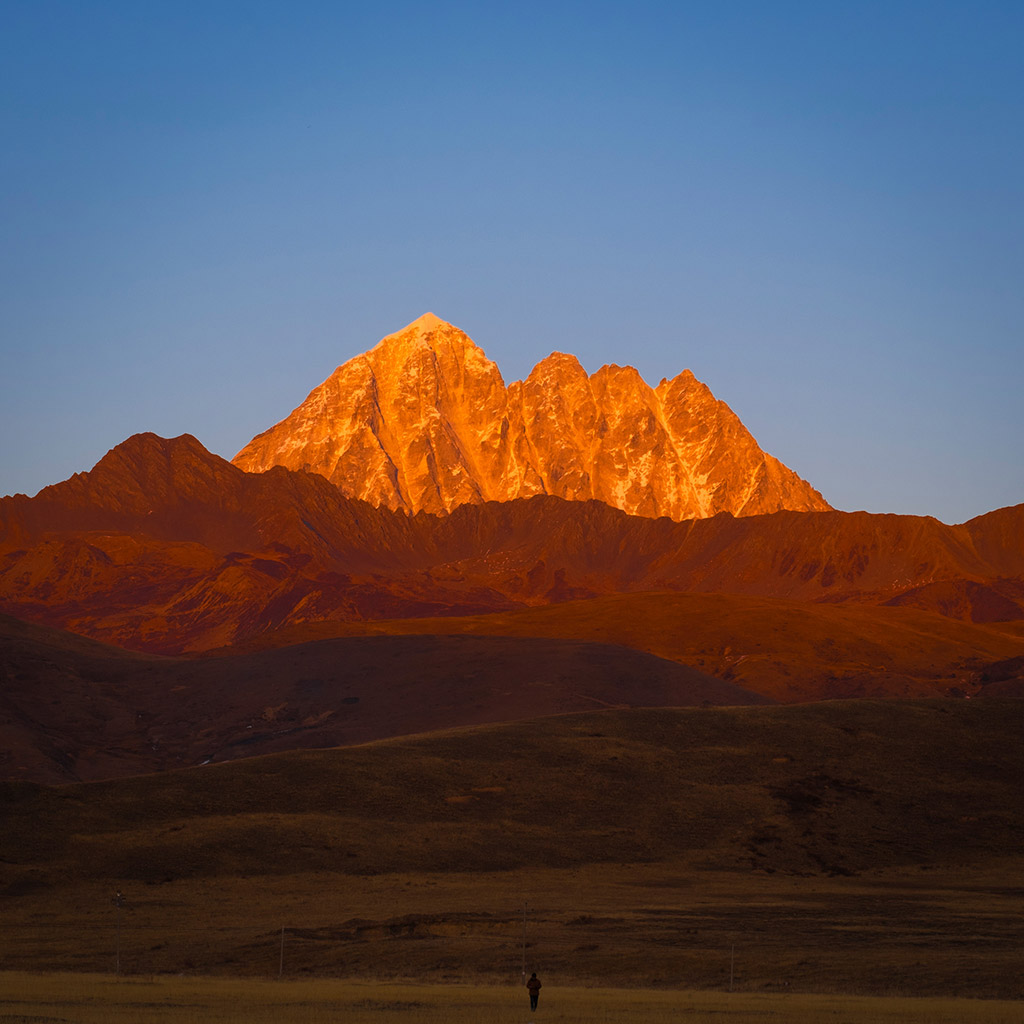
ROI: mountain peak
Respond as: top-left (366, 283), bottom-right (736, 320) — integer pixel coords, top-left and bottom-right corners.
top-left (409, 311), bottom-right (445, 330)
top-left (104, 431), bottom-right (212, 462)
top-left (524, 351), bottom-right (588, 388)
top-left (367, 313), bottom-right (488, 364)
top-left (375, 311), bottom-right (453, 344)
top-left (24, 432), bottom-right (248, 532)
top-left (234, 318), bottom-right (831, 520)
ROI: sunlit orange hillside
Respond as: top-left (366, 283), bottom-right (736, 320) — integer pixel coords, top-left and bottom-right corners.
top-left (1, 433), bottom-right (1021, 661)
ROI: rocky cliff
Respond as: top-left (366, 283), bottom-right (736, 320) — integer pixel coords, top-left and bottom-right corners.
top-left (233, 313), bottom-right (830, 520)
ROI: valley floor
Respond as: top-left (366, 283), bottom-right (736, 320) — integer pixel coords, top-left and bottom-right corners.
top-left (2, 971), bottom-right (1023, 1024)
top-left (4, 860), bottom-right (1023, 1002)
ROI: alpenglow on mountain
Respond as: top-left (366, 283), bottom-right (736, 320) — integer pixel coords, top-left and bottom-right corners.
top-left (233, 313), bottom-right (830, 520)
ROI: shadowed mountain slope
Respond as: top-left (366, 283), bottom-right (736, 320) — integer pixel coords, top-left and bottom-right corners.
top-left (0, 612), bottom-right (768, 784)
top-left (228, 591), bottom-right (1024, 703)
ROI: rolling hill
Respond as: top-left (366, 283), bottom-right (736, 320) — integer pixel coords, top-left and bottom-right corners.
top-left (0, 611), bottom-right (768, 784)
top-left (223, 590), bottom-right (1024, 703)
top-left (3, 700), bottom-right (1024, 994)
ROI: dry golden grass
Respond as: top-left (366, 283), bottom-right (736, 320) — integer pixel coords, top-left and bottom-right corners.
top-left (4, 860), bottom-right (1024, 1000)
top-left (2, 972), bottom-right (1023, 1023)
top-left (4, 703), bottom-right (1024, 1000)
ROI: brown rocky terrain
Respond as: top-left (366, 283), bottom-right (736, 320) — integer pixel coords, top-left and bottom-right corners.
top-left (1, 433), bottom-right (1022, 659)
top-left (233, 313), bottom-right (830, 520)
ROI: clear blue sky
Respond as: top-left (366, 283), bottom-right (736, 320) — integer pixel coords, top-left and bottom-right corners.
top-left (3, 1), bottom-right (1022, 523)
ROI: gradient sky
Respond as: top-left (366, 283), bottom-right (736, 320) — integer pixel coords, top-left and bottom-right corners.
top-left (3, 2), bottom-right (1022, 523)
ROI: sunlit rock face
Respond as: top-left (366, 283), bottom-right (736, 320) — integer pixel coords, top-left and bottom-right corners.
top-left (233, 313), bottom-right (830, 519)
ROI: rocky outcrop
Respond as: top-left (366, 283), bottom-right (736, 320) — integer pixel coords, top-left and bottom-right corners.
top-left (233, 313), bottom-right (830, 519)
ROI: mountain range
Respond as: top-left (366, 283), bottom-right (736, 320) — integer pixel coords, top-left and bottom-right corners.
top-left (0, 314), bottom-right (1022, 767)
top-left (3, 429), bottom-right (1023, 656)
top-left (3, 315), bottom-right (1024, 994)
top-left (233, 313), bottom-right (829, 520)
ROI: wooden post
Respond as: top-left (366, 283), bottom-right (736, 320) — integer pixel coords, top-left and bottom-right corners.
top-left (279, 925), bottom-right (285, 979)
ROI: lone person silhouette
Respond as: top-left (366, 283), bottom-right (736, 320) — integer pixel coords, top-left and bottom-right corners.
top-left (526, 971), bottom-right (542, 1010)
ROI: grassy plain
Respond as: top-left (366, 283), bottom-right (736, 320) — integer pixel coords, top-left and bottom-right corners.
top-left (4, 862), bottom-right (1024, 999)
top-left (3, 701), bottom-right (1023, 1006)
top-left (2, 972), bottom-right (1023, 1024)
